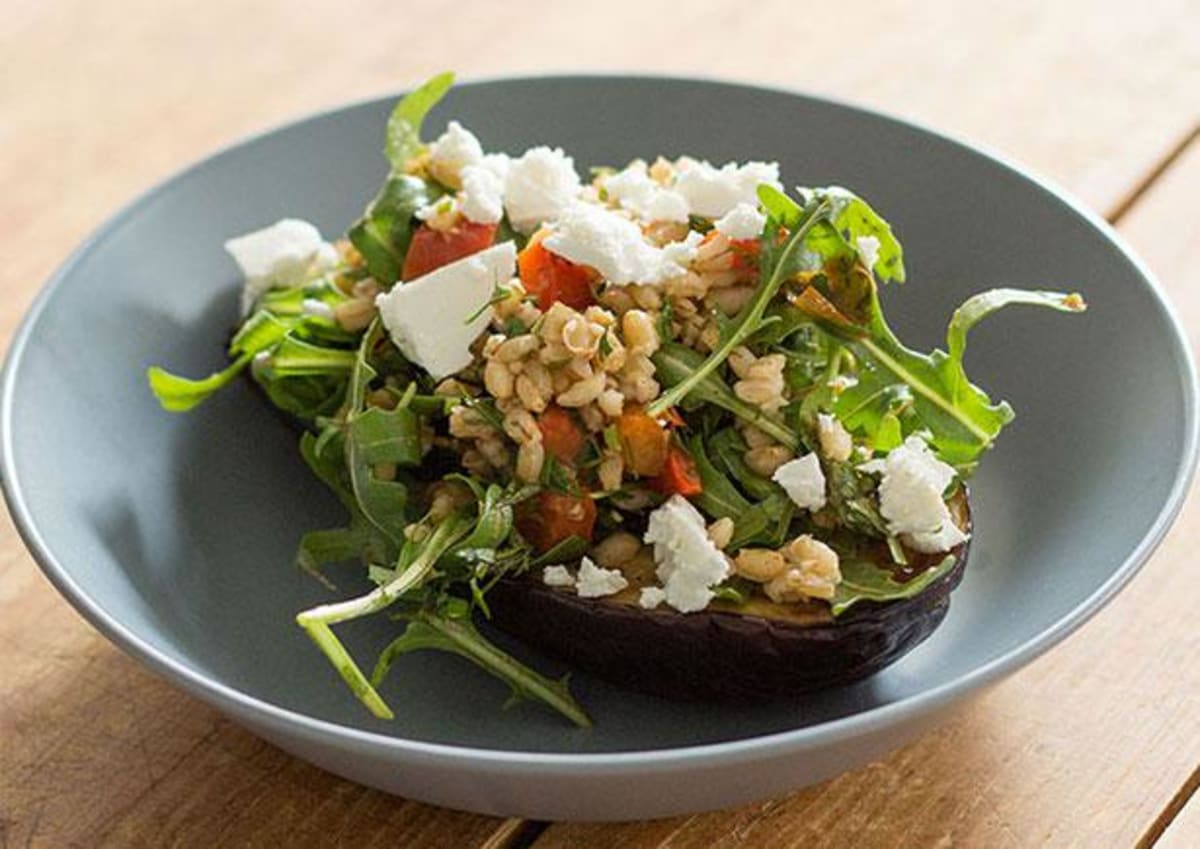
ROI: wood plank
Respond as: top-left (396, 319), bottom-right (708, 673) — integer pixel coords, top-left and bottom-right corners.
top-left (0, 1), bottom-right (1197, 846)
top-left (1156, 781), bottom-right (1200, 849)
top-left (535, 139), bottom-right (1200, 846)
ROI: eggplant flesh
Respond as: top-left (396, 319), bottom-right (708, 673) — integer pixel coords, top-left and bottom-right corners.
top-left (488, 493), bottom-right (971, 701)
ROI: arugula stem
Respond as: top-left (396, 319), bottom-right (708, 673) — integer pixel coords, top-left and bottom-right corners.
top-left (295, 514), bottom-right (471, 719)
top-left (299, 619), bottom-right (394, 719)
top-left (647, 197), bottom-right (830, 417)
top-left (418, 612), bottom-right (593, 728)
top-left (299, 515), bottom-right (469, 625)
top-left (269, 350), bottom-right (358, 375)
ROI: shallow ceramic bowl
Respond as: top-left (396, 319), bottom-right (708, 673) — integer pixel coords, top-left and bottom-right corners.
top-left (2, 76), bottom-right (1195, 821)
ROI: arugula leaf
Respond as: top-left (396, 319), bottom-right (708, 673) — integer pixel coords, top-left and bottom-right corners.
top-left (348, 174), bottom-right (438, 285)
top-left (735, 495), bottom-right (795, 549)
top-left (147, 310), bottom-right (297, 411)
top-left (806, 186), bottom-right (905, 284)
top-left (296, 526), bottom-right (371, 587)
top-left (371, 600), bottom-right (591, 727)
top-left (708, 427), bottom-right (777, 501)
top-left (146, 354), bottom-right (252, 412)
top-left (342, 324), bottom-right (420, 545)
top-left (831, 554), bottom-right (957, 616)
top-left (825, 286), bottom-right (1085, 469)
top-left (687, 435), bottom-right (751, 520)
top-left (442, 483), bottom-right (519, 571)
top-left (762, 184), bottom-right (904, 284)
top-left (823, 460), bottom-right (889, 539)
top-left (384, 71), bottom-right (455, 170)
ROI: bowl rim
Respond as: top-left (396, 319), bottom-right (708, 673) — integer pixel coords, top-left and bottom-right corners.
top-left (3, 72), bottom-right (1196, 771)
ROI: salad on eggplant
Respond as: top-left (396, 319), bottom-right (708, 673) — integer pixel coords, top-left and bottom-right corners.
top-left (149, 73), bottom-right (1085, 726)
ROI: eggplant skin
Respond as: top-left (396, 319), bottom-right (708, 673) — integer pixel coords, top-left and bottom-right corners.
top-left (488, 525), bottom-right (970, 702)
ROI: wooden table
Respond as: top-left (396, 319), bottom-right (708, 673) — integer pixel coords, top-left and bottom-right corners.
top-left (2, 1), bottom-right (1198, 846)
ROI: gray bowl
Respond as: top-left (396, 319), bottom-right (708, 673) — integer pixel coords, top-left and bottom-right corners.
top-left (2, 76), bottom-right (1195, 821)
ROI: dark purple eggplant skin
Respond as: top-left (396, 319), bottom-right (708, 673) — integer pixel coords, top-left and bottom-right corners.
top-left (488, 502), bottom-right (971, 702)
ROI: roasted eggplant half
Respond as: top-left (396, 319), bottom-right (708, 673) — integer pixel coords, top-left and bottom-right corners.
top-left (489, 492), bottom-right (970, 701)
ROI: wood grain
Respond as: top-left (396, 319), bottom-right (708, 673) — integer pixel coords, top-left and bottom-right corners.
top-left (534, 138), bottom-right (1200, 848)
top-left (0, 1), bottom-right (1197, 847)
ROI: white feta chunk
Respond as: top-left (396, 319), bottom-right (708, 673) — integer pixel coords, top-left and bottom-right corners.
top-left (480, 152), bottom-right (512, 181)
top-left (575, 556), bottom-right (629, 598)
top-left (541, 565), bottom-right (576, 588)
top-left (543, 202), bottom-right (694, 286)
top-left (459, 164), bottom-right (505, 224)
top-left (660, 230), bottom-right (705, 268)
top-left (714, 202), bottom-right (766, 241)
top-left (772, 453), bottom-right (827, 511)
top-left (374, 241), bottom-right (516, 379)
top-left (503, 146), bottom-right (581, 233)
top-left (638, 586), bottom-right (667, 609)
top-left (225, 218), bottom-right (338, 315)
top-left (673, 159), bottom-right (782, 219)
top-left (428, 121), bottom-right (484, 183)
top-left (859, 435), bottom-right (968, 552)
top-left (643, 495), bottom-right (731, 613)
top-left (904, 521), bottom-right (970, 554)
top-left (603, 163), bottom-right (690, 223)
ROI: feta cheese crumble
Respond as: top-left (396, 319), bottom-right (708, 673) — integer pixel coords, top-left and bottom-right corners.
top-left (603, 162), bottom-right (689, 223)
top-left (541, 565), bottom-right (576, 588)
top-left (459, 164), bottom-right (505, 224)
top-left (772, 453), bottom-right (827, 511)
top-left (713, 202), bottom-right (766, 240)
top-left (638, 586), bottom-right (667, 610)
top-left (575, 556), bottom-right (628, 598)
top-left (643, 495), bottom-right (731, 613)
top-left (428, 121), bottom-right (484, 186)
top-left (858, 435), bottom-right (968, 552)
top-left (374, 241), bottom-right (517, 379)
top-left (503, 146), bottom-right (581, 233)
top-left (224, 218), bottom-right (338, 315)
top-left (673, 159), bottom-right (782, 219)
top-left (479, 152), bottom-right (512, 181)
top-left (543, 202), bottom-right (695, 286)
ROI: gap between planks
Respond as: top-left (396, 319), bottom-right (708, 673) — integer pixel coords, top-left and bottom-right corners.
top-left (483, 819), bottom-right (548, 849)
top-left (1106, 123), bottom-right (1200, 225)
top-left (1140, 763), bottom-right (1200, 849)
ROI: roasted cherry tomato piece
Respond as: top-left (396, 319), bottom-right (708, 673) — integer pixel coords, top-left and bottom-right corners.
top-left (728, 237), bottom-right (761, 271)
top-left (517, 236), bottom-right (597, 310)
top-left (516, 490), bottom-right (597, 553)
top-left (616, 408), bottom-right (670, 477)
top-left (538, 405), bottom-right (586, 465)
top-left (649, 444), bottom-right (704, 496)
top-left (401, 220), bottom-right (498, 280)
